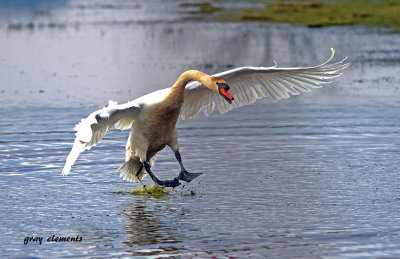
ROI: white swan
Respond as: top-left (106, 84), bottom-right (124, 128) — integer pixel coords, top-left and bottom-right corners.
top-left (62, 48), bottom-right (349, 187)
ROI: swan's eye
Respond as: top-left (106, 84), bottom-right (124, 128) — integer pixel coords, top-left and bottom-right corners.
top-left (217, 82), bottom-right (229, 91)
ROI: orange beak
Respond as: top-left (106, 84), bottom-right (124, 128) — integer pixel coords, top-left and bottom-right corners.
top-left (220, 87), bottom-right (233, 100)
top-left (218, 83), bottom-right (234, 104)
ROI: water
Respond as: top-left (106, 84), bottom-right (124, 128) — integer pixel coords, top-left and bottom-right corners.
top-left (1, 1), bottom-right (400, 258)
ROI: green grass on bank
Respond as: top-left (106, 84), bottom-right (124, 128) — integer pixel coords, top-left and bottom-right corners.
top-left (221, 0), bottom-right (400, 28)
top-left (180, 0), bottom-right (400, 28)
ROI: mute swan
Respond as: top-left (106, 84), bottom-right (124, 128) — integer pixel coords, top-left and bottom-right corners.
top-left (62, 48), bottom-right (349, 187)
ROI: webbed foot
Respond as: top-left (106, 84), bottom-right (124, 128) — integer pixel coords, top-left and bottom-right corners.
top-left (154, 177), bottom-right (181, 188)
top-left (177, 170), bottom-right (203, 183)
top-left (143, 161), bottom-right (181, 188)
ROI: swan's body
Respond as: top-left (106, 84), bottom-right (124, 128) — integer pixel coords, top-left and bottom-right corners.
top-left (62, 49), bottom-right (349, 187)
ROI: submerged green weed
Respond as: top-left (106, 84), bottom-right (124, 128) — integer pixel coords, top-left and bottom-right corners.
top-left (115, 185), bottom-right (171, 198)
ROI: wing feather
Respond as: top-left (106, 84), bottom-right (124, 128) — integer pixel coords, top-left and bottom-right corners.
top-left (181, 48), bottom-right (349, 119)
top-left (263, 76), bottom-right (291, 98)
top-left (269, 74), bottom-right (300, 96)
top-left (62, 100), bottom-right (141, 176)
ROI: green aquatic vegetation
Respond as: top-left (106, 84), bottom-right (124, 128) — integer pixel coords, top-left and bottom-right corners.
top-left (218, 0), bottom-right (400, 28)
top-left (115, 185), bottom-right (199, 198)
top-left (115, 185), bottom-right (171, 198)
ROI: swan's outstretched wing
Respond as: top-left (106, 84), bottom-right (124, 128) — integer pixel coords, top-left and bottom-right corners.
top-left (62, 100), bottom-right (141, 176)
top-left (181, 48), bottom-right (349, 119)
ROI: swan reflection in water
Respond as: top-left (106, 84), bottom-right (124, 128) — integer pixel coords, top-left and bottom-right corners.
top-left (123, 199), bottom-right (193, 256)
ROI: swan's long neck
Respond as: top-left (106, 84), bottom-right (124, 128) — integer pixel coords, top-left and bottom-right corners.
top-left (167, 70), bottom-right (214, 102)
top-left (176, 70), bottom-right (210, 86)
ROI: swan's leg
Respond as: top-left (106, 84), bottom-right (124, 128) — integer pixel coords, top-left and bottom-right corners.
top-left (174, 151), bottom-right (203, 182)
top-left (136, 164), bottom-right (151, 193)
top-left (135, 164), bottom-right (143, 177)
top-left (143, 162), bottom-right (180, 188)
top-left (135, 140), bottom-right (180, 188)
top-left (168, 129), bottom-right (202, 183)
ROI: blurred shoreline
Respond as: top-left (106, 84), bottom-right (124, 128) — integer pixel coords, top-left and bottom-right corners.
top-left (188, 0), bottom-right (400, 30)
top-left (1, 1), bottom-right (399, 31)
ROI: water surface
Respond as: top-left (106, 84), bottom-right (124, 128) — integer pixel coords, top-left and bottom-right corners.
top-left (1, 1), bottom-right (400, 258)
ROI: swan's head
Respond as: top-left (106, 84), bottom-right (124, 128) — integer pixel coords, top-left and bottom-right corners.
top-left (208, 77), bottom-right (234, 104)
top-left (217, 82), bottom-right (234, 104)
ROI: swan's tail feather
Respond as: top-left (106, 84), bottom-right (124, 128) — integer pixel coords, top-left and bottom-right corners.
top-left (116, 154), bottom-right (158, 182)
top-left (117, 157), bottom-right (144, 182)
